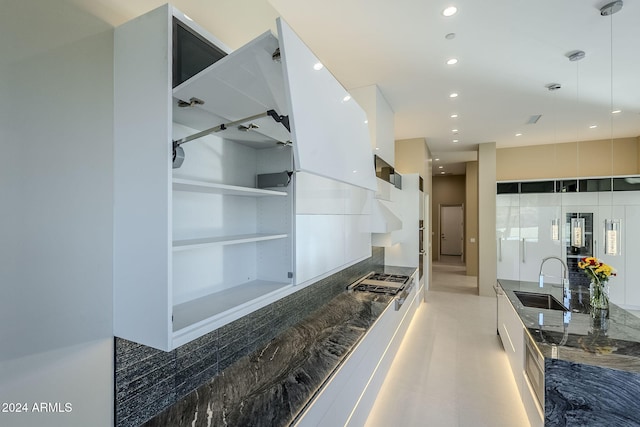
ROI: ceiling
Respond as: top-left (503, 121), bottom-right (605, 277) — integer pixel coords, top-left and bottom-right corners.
top-left (5, 0), bottom-right (639, 175)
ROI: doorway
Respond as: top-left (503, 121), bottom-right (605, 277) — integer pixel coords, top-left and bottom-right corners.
top-left (440, 205), bottom-right (464, 257)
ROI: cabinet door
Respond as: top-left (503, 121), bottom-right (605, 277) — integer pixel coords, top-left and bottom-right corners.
top-left (519, 194), bottom-right (562, 283)
top-left (277, 18), bottom-right (377, 191)
top-left (625, 204), bottom-right (640, 307)
top-left (497, 290), bottom-right (524, 392)
top-left (497, 195), bottom-right (520, 280)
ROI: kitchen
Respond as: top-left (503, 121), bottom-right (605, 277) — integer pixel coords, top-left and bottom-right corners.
top-left (2, 1), bottom-right (640, 427)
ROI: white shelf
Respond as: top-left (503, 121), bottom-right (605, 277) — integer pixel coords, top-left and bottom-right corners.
top-left (173, 178), bottom-right (287, 197)
top-left (172, 280), bottom-right (292, 333)
top-left (173, 233), bottom-right (288, 251)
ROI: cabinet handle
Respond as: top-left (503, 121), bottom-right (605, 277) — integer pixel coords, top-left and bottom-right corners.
top-left (498, 237), bottom-right (502, 262)
top-left (522, 238), bottom-right (526, 263)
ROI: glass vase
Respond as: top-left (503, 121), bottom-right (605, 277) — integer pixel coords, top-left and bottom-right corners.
top-left (590, 280), bottom-right (609, 311)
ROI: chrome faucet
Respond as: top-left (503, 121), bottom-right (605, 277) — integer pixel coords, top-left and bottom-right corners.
top-left (539, 256), bottom-right (570, 300)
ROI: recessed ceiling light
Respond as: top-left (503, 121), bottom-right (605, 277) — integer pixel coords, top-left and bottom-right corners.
top-left (515, 133), bottom-right (522, 137)
top-left (446, 58), bottom-right (458, 65)
top-left (612, 109), bottom-right (622, 114)
top-left (364, 120), bottom-right (369, 124)
top-left (435, 158), bottom-right (440, 161)
top-left (343, 95), bottom-right (351, 102)
top-left (450, 114), bottom-right (458, 118)
top-left (439, 166), bottom-right (444, 169)
top-left (375, 147), bottom-right (379, 150)
top-left (441, 171), bottom-right (446, 174)
top-left (442, 6), bottom-right (458, 17)
top-left (453, 139), bottom-right (459, 143)
top-left (313, 62), bottom-right (324, 71)
top-left (589, 124), bottom-right (598, 129)
top-left (449, 92), bottom-right (459, 98)
top-left (452, 129), bottom-right (458, 133)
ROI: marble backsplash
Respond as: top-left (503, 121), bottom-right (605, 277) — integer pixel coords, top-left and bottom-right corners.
top-left (115, 247), bottom-right (385, 427)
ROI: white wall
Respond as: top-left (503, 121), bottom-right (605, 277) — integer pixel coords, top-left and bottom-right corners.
top-left (0, 2), bottom-right (114, 425)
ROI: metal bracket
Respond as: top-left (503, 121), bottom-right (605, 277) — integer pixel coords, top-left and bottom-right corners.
top-left (172, 109), bottom-right (290, 168)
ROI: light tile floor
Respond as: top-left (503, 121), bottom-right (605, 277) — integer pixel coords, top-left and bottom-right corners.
top-left (365, 260), bottom-right (530, 427)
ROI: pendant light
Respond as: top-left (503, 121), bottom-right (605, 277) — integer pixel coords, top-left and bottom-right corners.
top-left (601, 1), bottom-right (623, 256)
top-left (546, 82), bottom-right (562, 242)
top-left (564, 50), bottom-right (586, 246)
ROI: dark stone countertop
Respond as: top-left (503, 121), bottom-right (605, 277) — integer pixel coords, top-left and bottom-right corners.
top-left (145, 265), bottom-right (416, 427)
top-left (498, 279), bottom-right (640, 373)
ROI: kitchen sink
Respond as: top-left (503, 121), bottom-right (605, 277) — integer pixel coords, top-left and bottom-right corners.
top-left (513, 290), bottom-right (568, 311)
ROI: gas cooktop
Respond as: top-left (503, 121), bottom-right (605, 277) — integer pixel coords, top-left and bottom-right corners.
top-left (350, 272), bottom-right (411, 296)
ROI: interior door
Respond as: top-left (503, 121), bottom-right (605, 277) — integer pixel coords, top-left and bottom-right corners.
top-left (440, 205), bottom-right (463, 256)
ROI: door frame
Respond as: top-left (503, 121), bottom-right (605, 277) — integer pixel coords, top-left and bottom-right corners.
top-left (439, 203), bottom-right (465, 260)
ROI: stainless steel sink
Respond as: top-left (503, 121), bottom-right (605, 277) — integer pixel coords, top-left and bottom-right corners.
top-left (513, 290), bottom-right (568, 311)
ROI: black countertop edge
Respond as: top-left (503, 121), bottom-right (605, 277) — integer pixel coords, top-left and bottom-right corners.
top-left (497, 279), bottom-right (640, 374)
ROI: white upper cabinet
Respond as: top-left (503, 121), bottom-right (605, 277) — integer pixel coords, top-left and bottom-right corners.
top-left (277, 18), bottom-right (377, 192)
top-left (114, 5), bottom-right (377, 351)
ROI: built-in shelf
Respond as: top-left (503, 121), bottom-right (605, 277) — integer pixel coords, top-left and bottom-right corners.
top-left (172, 279), bottom-right (292, 335)
top-left (173, 178), bottom-right (287, 197)
top-left (173, 233), bottom-right (288, 251)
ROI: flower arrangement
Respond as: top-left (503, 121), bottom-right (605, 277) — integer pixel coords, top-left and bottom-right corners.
top-left (577, 257), bottom-right (616, 284)
top-left (578, 257), bottom-right (616, 311)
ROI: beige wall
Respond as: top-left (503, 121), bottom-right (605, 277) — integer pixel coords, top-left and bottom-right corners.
top-left (465, 161), bottom-right (479, 276)
top-left (478, 143), bottom-right (496, 297)
top-left (431, 175), bottom-right (466, 261)
top-left (497, 137), bottom-right (640, 180)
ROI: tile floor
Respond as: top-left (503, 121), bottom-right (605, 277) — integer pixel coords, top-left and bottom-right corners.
top-left (365, 259), bottom-right (531, 427)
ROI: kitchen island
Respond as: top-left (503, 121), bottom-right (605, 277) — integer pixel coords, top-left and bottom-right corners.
top-left (497, 279), bottom-right (640, 426)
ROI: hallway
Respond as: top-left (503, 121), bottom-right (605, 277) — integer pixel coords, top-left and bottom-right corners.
top-left (365, 259), bottom-right (530, 427)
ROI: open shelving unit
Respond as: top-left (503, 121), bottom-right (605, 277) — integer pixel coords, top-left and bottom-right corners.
top-left (114, 5), bottom-right (294, 351)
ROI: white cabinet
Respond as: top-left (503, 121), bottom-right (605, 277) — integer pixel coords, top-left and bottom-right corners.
top-left (625, 204), bottom-right (640, 307)
top-left (114, 5), bottom-right (294, 351)
top-left (295, 172), bottom-right (372, 286)
top-left (385, 174), bottom-right (423, 270)
top-left (295, 275), bottom-right (421, 426)
top-left (496, 194), bottom-right (520, 280)
top-left (497, 288), bottom-right (524, 389)
top-left (497, 193), bottom-right (564, 283)
top-left (277, 20), bottom-right (377, 192)
top-left (520, 194), bottom-right (562, 283)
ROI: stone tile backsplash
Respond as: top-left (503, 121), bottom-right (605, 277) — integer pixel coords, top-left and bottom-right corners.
top-left (115, 247), bottom-right (384, 426)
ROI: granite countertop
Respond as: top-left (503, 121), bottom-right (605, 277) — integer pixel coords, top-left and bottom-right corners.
top-left (498, 279), bottom-right (640, 373)
top-left (145, 265), bottom-right (416, 427)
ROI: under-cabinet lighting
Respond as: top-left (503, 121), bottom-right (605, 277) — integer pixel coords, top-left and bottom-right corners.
top-left (571, 217), bottom-right (585, 248)
top-left (604, 219), bottom-right (621, 255)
